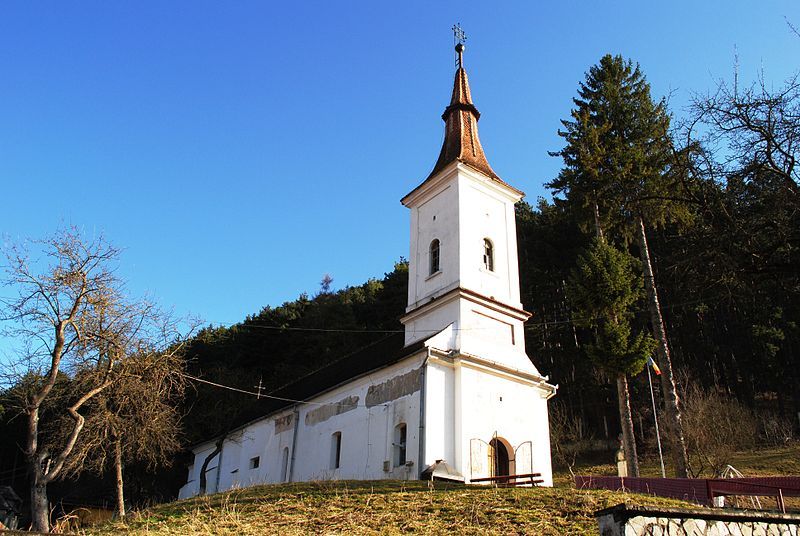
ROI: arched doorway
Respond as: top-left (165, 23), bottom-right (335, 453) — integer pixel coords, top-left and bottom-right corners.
top-left (489, 437), bottom-right (514, 482)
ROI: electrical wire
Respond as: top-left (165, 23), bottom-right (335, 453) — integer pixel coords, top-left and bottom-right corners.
top-left (523, 289), bottom-right (746, 329)
top-left (182, 373), bottom-right (330, 406)
top-left (182, 372), bottom-right (389, 409)
top-left (206, 287), bottom-right (750, 335)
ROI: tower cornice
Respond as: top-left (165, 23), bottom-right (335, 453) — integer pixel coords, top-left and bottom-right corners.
top-left (401, 161), bottom-right (523, 208)
top-left (401, 285), bottom-right (531, 324)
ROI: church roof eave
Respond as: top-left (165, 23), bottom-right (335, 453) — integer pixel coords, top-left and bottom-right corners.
top-left (185, 332), bottom-right (432, 451)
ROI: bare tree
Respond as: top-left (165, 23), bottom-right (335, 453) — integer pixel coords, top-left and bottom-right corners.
top-left (58, 345), bottom-right (189, 518)
top-left (683, 73), bottom-right (800, 431)
top-left (680, 379), bottom-right (758, 478)
top-left (548, 401), bottom-right (595, 478)
top-left (0, 228), bottom-right (181, 531)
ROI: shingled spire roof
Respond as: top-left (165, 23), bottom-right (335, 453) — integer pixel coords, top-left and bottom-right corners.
top-left (426, 43), bottom-right (501, 182)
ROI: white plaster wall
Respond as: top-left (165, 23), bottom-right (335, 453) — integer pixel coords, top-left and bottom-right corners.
top-left (289, 357), bottom-right (423, 482)
top-left (457, 300), bottom-right (536, 373)
top-left (403, 298), bottom-right (459, 346)
top-left (454, 362), bottom-right (553, 486)
top-left (267, 412), bottom-right (296, 483)
top-left (180, 348), bottom-right (554, 498)
top-left (422, 359), bottom-right (456, 469)
top-left (404, 164), bottom-right (523, 319)
top-left (180, 354), bottom-right (426, 498)
top-left (232, 420), bottom-right (272, 488)
top-left (456, 174), bottom-right (522, 308)
top-left (179, 443), bottom-right (220, 498)
top-left (420, 356), bottom-right (553, 487)
top-left (406, 176), bottom-right (461, 314)
top-left (216, 430), bottom-right (243, 492)
top-left (403, 164), bottom-right (526, 355)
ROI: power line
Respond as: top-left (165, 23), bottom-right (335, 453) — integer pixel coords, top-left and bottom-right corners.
top-left (264, 333), bottom-right (397, 394)
top-left (206, 287), bottom-right (757, 336)
top-left (182, 333), bottom-right (406, 408)
top-left (182, 372), bottom-right (390, 409)
top-left (0, 466), bottom-right (26, 477)
top-left (523, 289), bottom-right (745, 330)
top-left (216, 323), bottom-right (499, 334)
top-left (182, 373), bottom-right (332, 406)
top-left (234, 325), bottom-right (404, 333)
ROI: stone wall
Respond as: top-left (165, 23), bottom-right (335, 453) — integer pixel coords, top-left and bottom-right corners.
top-left (597, 503), bottom-right (800, 536)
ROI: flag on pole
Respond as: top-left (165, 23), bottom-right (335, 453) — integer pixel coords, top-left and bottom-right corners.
top-left (648, 357), bottom-right (662, 376)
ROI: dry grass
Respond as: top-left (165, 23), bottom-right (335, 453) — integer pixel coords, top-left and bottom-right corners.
top-left (554, 441), bottom-right (800, 485)
top-left (85, 480), bottom-right (690, 536)
top-left (728, 443), bottom-right (800, 476)
top-left (83, 443), bottom-right (800, 535)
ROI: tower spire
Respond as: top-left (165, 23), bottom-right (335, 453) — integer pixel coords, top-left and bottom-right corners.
top-left (426, 30), bottom-right (500, 182)
top-left (452, 23), bottom-right (466, 68)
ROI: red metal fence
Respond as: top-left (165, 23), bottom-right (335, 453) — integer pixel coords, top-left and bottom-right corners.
top-left (575, 475), bottom-right (800, 512)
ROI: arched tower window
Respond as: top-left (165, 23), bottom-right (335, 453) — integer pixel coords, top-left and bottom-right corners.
top-left (429, 239), bottom-right (440, 275)
top-left (483, 239), bottom-right (494, 272)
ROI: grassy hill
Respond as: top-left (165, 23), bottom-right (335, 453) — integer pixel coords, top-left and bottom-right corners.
top-left (86, 480), bottom-right (691, 535)
top-left (82, 443), bottom-right (800, 535)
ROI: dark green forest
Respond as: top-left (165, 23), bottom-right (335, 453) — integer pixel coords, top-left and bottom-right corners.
top-left (1, 53), bottom-right (798, 515)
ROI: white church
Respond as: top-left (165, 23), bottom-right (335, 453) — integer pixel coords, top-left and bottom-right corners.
top-left (178, 43), bottom-right (557, 499)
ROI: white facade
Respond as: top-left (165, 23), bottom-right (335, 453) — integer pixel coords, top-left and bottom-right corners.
top-left (179, 49), bottom-right (556, 499)
top-left (179, 332), bottom-right (555, 499)
top-left (180, 355), bottom-right (426, 498)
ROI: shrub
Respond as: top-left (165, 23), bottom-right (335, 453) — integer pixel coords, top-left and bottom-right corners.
top-left (680, 381), bottom-right (758, 477)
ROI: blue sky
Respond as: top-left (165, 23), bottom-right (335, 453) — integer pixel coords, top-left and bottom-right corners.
top-left (1, 1), bottom-right (798, 332)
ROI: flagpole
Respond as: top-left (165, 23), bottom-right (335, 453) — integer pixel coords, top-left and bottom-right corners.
top-left (647, 363), bottom-right (666, 478)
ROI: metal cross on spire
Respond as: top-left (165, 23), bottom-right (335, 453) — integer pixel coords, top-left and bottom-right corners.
top-left (452, 23), bottom-right (467, 68)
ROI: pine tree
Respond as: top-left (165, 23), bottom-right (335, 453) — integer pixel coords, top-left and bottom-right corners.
top-left (549, 54), bottom-right (690, 476)
top-left (567, 238), bottom-right (657, 477)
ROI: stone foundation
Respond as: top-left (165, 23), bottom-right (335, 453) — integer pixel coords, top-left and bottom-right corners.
top-left (596, 503), bottom-right (800, 535)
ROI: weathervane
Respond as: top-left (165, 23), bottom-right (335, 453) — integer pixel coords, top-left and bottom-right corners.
top-left (452, 23), bottom-right (467, 68)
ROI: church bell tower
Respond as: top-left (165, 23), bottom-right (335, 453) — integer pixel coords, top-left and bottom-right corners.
top-left (400, 41), bottom-right (540, 375)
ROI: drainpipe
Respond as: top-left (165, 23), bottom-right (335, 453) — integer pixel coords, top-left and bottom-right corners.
top-left (288, 407), bottom-right (300, 482)
top-left (417, 349), bottom-right (430, 479)
top-left (214, 442), bottom-right (224, 493)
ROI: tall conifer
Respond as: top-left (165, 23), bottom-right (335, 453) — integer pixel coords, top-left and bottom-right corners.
top-left (567, 238), bottom-right (657, 477)
top-left (550, 54), bottom-right (690, 476)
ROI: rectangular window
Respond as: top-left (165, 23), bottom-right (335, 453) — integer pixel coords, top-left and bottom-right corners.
top-left (331, 432), bottom-right (342, 469)
top-left (393, 423), bottom-right (407, 467)
top-left (249, 456), bottom-right (260, 469)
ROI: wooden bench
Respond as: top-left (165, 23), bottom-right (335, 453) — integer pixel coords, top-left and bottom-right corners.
top-left (470, 473), bottom-right (544, 487)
